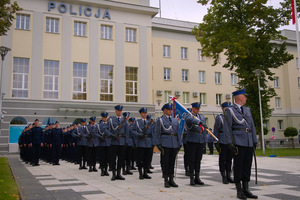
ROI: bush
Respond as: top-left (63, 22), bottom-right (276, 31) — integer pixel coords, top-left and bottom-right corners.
top-left (284, 127), bottom-right (298, 148)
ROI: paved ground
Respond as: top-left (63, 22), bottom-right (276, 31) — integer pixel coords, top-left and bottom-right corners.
top-left (4, 152), bottom-right (300, 200)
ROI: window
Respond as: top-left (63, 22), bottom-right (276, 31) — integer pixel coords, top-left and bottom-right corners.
top-left (275, 97), bottom-right (281, 108)
top-left (231, 73), bottom-right (237, 85)
top-left (43, 60), bottom-right (59, 99)
top-left (46, 17), bottom-right (59, 33)
top-left (278, 120), bottom-right (283, 130)
top-left (164, 68), bottom-right (171, 80)
top-left (12, 58), bottom-right (29, 98)
top-left (73, 62), bottom-right (87, 100)
top-left (100, 65), bottom-right (113, 101)
top-left (126, 67), bottom-right (138, 102)
top-left (101, 25), bottom-right (112, 40)
top-left (215, 72), bottom-right (221, 84)
top-left (216, 94), bottom-right (222, 106)
top-left (74, 21), bottom-right (87, 36)
top-left (125, 28), bottom-right (136, 42)
top-left (199, 71), bottom-right (205, 83)
top-left (16, 14), bottom-right (30, 30)
top-left (181, 47), bottom-right (188, 59)
top-left (182, 69), bottom-right (188, 82)
top-left (297, 58), bottom-right (300, 69)
top-left (163, 45), bottom-right (170, 58)
top-left (264, 120), bottom-right (269, 130)
top-left (200, 93), bottom-right (206, 105)
top-left (274, 77), bottom-right (279, 88)
top-left (164, 91), bottom-right (172, 103)
top-left (198, 49), bottom-right (204, 61)
top-left (298, 77), bottom-right (300, 88)
top-left (183, 92), bottom-right (189, 103)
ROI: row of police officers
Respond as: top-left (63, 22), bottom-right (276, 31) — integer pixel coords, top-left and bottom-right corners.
top-left (18, 88), bottom-right (258, 199)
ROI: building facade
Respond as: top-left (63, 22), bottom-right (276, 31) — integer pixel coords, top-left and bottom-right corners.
top-left (0, 0), bottom-right (299, 152)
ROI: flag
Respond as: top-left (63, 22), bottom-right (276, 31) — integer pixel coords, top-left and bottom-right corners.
top-left (172, 98), bottom-right (189, 135)
top-left (292, 0), bottom-right (296, 24)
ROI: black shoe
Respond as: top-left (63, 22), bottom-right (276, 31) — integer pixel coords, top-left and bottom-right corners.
top-left (89, 167), bottom-right (93, 172)
top-left (221, 172), bottom-right (229, 184)
top-left (82, 166), bottom-right (87, 169)
top-left (147, 169), bottom-right (153, 174)
top-left (131, 166), bottom-right (137, 170)
top-left (150, 166), bottom-right (154, 169)
top-left (226, 171), bottom-right (235, 183)
top-left (116, 170), bottom-right (125, 180)
top-left (236, 182), bottom-right (247, 199)
top-left (126, 170), bottom-right (133, 175)
top-left (111, 171), bottom-right (116, 181)
top-left (190, 175), bottom-right (195, 186)
top-left (93, 168), bottom-right (98, 172)
top-left (79, 166), bottom-right (83, 170)
top-left (101, 168), bottom-right (105, 176)
top-left (195, 172), bottom-right (204, 185)
top-left (164, 175), bottom-right (170, 188)
top-left (242, 182), bottom-right (258, 199)
top-left (169, 175), bottom-right (178, 187)
top-left (143, 173), bottom-right (151, 179)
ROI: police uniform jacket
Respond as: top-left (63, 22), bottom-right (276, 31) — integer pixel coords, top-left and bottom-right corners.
top-left (71, 126), bottom-right (87, 146)
top-left (50, 128), bottom-right (63, 145)
top-left (29, 126), bottom-right (44, 144)
top-left (185, 113), bottom-right (206, 144)
top-left (95, 121), bottom-right (111, 147)
top-left (83, 125), bottom-right (99, 147)
top-left (156, 115), bottom-right (182, 148)
top-left (109, 116), bottom-right (129, 146)
top-left (213, 114), bottom-right (228, 144)
top-left (127, 122), bottom-right (135, 147)
top-left (132, 119), bottom-right (155, 148)
top-left (223, 104), bottom-right (258, 147)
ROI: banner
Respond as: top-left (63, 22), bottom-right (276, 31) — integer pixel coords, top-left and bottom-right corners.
top-left (172, 98), bottom-right (188, 135)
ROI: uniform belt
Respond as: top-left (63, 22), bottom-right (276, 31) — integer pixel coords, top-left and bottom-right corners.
top-left (144, 134), bottom-right (152, 138)
top-left (118, 134), bottom-right (125, 137)
top-left (232, 128), bottom-right (251, 133)
top-left (161, 133), bottom-right (177, 136)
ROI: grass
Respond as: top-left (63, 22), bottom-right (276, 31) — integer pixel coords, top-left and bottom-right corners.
top-left (0, 157), bottom-right (20, 200)
top-left (255, 148), bottom-right (300, 157)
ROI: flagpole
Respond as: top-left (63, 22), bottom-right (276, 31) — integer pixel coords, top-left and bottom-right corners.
top-left (294, 0), bottom-right (300, 73)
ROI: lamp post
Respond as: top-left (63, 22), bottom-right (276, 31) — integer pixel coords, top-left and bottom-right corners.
top-left (0, 46), bottom-right (11, 135)
top-left (254, 69), bottom-right (265, 155)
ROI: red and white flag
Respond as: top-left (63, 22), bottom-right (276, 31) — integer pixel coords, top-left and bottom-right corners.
top-left (292, 0), bottom-right (296, 24)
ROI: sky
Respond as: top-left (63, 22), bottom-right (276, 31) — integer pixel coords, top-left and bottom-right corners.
top-left (149, 0), bottom-right (296, 31)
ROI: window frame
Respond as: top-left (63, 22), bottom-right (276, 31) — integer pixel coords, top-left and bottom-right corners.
top-left (12, 57), bottom-right (30, 99)
top-left (46, 17), bottom-right (59, 33)
top-left (15, 14), bottom-right (30, 30)
top-left (182, 92), bottom-right (189, 104)
top-left (100, 25), bottom-right (112, 40)
top-left (125, 67), bottom-right (138, 102)
top-left (216, 94), bottom-right (222, 106)
top-left (199, 71), bottom-right (205, 83)
top-left (43, 60), bottom-right (59, 100)
top-left (200, 93), bottom-right (206, 105)
top-left (215, 72), bottom-right (221, 84)
top-left (125, 28), bottom-right (136, 42)
top-left (163, 45), bottom-right (170, 58)
top-left (100, 64), bottom-right (114, 102)
top-left (72, 62), bottom-right (87, 100)
top-left (164, 68), bottom-right (171, 80)
top-left (181, 47), bottom-right (188, 60)
top-left (275, 97), bottom-right (281, 108)
top-left (182, 69), bottom-right (189, 82)
top-left (74, 21), bottom-right (87, 37)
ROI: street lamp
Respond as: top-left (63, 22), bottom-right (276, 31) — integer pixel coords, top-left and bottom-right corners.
top-left (0, 46), bottom-right (11, 135)
top-left (254, 69), bottom-right (265, 155)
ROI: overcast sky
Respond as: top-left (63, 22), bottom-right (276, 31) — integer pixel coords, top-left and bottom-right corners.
top-left (149, 0), bottom-right (296, 31)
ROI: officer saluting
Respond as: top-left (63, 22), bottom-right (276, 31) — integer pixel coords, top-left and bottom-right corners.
top-left (214, 102), bottom-right (234, 184)
top-left (185, 102), bottom-right (206, 186)
top-left (156, 103), bottom-right (182, 188)
top-left (84, 117), bottom-right (99, 172)
top-left (50, 121), bottom-right (63, 165)
top-left (223, 89), bottom-right (258, 199)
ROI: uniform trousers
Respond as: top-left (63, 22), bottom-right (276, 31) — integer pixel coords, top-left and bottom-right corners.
top-left (183, 143), bottom-right (189, 168)
top-left (99, 146), bottom-right (110, 168)
top-left (233, 146), bottom-right (253, 182)
top-left (110, 145), bottom-right (125, 170)
top-left (87, 146), bottom-right (98, 167)
top-left (187, 142), bottom-right (204, 174)
top-left (77, 145), bottom-right (87, 166)
top-left (219, 143), bottom-right (233, 173)
top-left (161, 147), bottom-right (178, 176)
top-left (52, 144), bottom-right (62, 164)
top-left (32, 144), bottom-right (41, 165)
top-left (125, 146), bottom-right (133, 168)
top-left (136, 147), bottom-right (152, 168)
top-left (208, 142), bottom-right (214, 154)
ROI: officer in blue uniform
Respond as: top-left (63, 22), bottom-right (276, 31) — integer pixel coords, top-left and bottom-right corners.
top-left (214, 102), bottom-right (235, 184)
top-left (128, 118), bottom-right (137, 171)
top-left (223, 89), bottom-right (258, 199)
top-left (29, 119), bottom-right (44, 166)
top-left (124, 115), bottom-right (135, 175)
top-left (147, 115), bottom-right (155, 174)
top-left (18, 127), bottom-right (27, 161)
top-left (109, 105), bottom-right (129, 181)
top-left (71, 119), bottom-right (88, 170)
top-left (207, 128), bottom-right (214, 155)
top-left (185, 102), bottom-right (207, 186)
top-left (96, 112), bottom-right (112, 176)
top-left (24, 124), bottom-right (33, 164)
top-left (132, 107), bottom-right (155, 180)
top-left (50, 121), bottom-right (63, 165)
top-left (83, 117), bottom-right (99, 172)
top-left (156, 103), bottom-right (182, 188)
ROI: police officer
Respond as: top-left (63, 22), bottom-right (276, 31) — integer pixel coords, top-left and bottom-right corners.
top-left (207, 128), bottom-right (214, 155)
top-left (133, 107), bottom-right (155, 180)
top-left (50, 121), bottom-right (63, 165)
top-left (24, 124), bottom-right (33, 164)
top-left (182, 108), bottom-right (191, 176)
top-left (18, 127), bottom-right (27, 161)
top-left (156, 103), bottom-right (182, 188)
top-left (214, 102), bottom-right (235, 184)
top-left (223, 89), bottom-right (258, 199)
top-left (185, 102), bottom-right (207, 186)
top-left (71, 119), bottom-right (88, 170)
top-left (29, 119), bottom-right (44, 166)
top-left (109, 105), bottom-right (129, 181)
top-left (84, 117), bottom-right (99, 172)
top-left (124, 116), bottom-right (135, 175)
top-left (96, 112), bottom-right (111, 176)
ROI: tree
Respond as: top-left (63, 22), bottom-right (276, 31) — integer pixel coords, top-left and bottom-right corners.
top-left (192, 0), bottom-right (294, 148)
top-left (0, 0), bottom-right (21, 36)
top-left (284, 127), bottom-right (298, 148)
